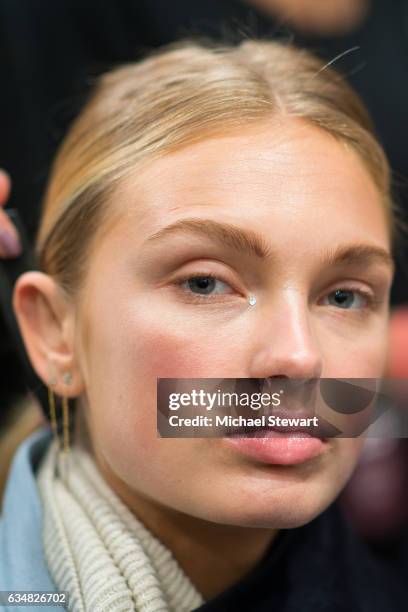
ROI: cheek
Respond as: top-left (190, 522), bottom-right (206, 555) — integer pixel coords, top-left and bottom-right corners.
top-left (86, 303), bottom-right (254, 488)
top-left (83, 302), bottom-right (234, 466)
top-left (323, 317), bottom-right (389, 378)
top-left (337, 438), bottom-right (365, 466)
top-left (129, 305), bottom-right (247, 378)
top-left (331, 438), bottom-right (365, 492)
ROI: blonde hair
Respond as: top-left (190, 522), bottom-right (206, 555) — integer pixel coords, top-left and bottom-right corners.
top-left (36, 38), bottom-right (396, 299)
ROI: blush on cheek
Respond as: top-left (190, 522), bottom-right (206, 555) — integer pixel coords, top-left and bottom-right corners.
top-left (353, 341), bottom-right (389, 378)
top-left (135, 325), bottom-right (229, 378)
top-left (327, 333), bottom-right (389, 379)
top-left (145, 333), bottom-right (206, 377)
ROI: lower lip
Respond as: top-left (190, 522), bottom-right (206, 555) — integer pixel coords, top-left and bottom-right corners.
top-left (223, 431), bottom-right (327, 465)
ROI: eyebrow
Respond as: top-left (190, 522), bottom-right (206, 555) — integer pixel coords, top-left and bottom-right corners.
top-left (320, 243), bottom-right (394, 273)
top-left (145, 218), bottom-right (394, 272)
top-left (145, 218), bottom-right (272, 258)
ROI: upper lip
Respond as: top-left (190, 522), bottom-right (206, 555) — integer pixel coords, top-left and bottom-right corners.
top-left (224, 412), bottom-right (340, 439)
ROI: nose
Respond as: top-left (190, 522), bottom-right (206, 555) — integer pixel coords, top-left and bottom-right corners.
top-left (247, 289), bottom-right (323, 380)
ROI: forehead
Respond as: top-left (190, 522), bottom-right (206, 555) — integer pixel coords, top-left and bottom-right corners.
top-left (100, 117), bottom-right (390, 254)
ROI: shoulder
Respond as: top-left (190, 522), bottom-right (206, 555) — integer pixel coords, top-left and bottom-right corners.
top-left (0, 428), bottom-right (57, 599)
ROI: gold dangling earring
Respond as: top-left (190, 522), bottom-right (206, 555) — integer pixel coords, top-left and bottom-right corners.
top-left (61, 372), bottom-right (72, 455)
top-left (48, 374), bottom-right (60, 452)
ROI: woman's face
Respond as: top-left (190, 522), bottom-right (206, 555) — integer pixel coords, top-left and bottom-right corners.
top-left (69, 119), bottom-right (393, 528)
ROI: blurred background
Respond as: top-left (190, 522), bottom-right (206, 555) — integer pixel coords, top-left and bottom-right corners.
top-left (0, 0), bottom-right (407, 560)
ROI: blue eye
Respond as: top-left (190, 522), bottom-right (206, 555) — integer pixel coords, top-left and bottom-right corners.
top-left (325, 289), bottom-right (368, 309)
top-left (181, 275), bottom-right (231, 296)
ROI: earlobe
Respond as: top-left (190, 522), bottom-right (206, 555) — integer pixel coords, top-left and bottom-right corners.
top-left (12, 271), bottom-right (83, 397)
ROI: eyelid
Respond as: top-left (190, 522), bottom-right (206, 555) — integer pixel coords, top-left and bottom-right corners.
top-left (167, 261), bottom-right (245, 293)
top-left (319, 285), bottom-right (383, 310)
top-left (167, 269), bottom-right (251, 307)
top-left (173, 272), bottom-right (236, 296)
top-left (322, 280), bottom-right (374, 298)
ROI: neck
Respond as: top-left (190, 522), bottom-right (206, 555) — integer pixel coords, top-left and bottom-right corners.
top-left (96, 450), bottom-right (277, 600)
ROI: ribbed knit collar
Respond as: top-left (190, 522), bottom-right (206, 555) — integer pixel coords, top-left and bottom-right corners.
top-left (36, 440), bottom-right (204, 612)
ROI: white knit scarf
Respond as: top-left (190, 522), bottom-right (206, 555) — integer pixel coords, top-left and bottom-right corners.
top-left (36, 439), bottom-right (205, 612)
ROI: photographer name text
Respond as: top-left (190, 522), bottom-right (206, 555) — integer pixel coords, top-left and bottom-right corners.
top-left (167, 415), bottom-right (319, 428)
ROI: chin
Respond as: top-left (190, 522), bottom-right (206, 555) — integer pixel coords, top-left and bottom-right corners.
top-left (199, 485), bottom-right (339, 530)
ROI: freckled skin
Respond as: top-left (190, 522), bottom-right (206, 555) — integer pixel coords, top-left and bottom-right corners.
top-left (71, 118), bottom-right (392, 529)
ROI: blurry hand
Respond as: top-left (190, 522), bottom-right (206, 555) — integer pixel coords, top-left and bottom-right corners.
top-left (244, 0), bottom-right (370, 36)
top-left (0, 169), bottom-right (22, 258)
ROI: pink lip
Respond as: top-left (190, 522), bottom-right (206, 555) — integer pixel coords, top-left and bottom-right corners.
top-left (222, 430), bottom-right (328, 465)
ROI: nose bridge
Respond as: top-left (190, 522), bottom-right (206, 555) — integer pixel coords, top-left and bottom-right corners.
top-left (249, 287), bottom-right (323, 379)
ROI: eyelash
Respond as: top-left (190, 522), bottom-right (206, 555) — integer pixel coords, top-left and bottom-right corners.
top-left (173, 273), bottom-right (236, 304)
top-left (172, 273), bottom-right (383, 310)
top-left (320, 287), bottom-right (378, 311)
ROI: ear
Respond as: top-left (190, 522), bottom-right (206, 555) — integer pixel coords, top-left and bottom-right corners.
top-left (12, 271), bottom-right (84, 398)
